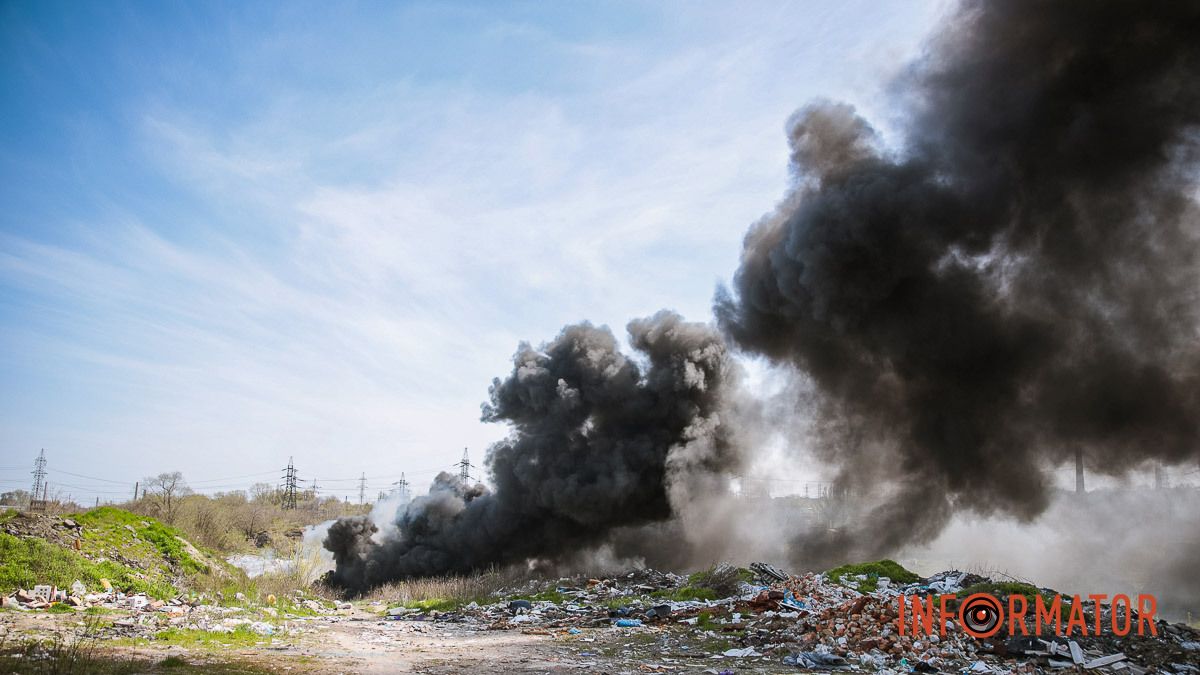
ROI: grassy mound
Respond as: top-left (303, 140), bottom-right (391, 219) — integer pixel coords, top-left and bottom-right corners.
top-left (0, 533), bottom-right (177, 599)
top-left (825, 559), bottom-right (920, 592)
top-left (959, 580), bottom-right (1047, 602)
top-left (76, 507), bottom-right (210, 574)
top-left (0, 507), bottom-right (234, 600)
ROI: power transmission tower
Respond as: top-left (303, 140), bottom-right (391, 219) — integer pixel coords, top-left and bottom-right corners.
top-left (457, 448), bottom-right (474, 481)
top-left (30, 449), bottom-right (48, 512)
top-left (392, 472), bottom-right (410, 501)
top-left (358, 473), bottom-right (366, 505)
top-left (281, 457), bottom-right (299, 510)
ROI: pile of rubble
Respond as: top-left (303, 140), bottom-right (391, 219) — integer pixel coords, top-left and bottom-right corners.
top-left (1, 580), bottom-right (351, 641)
top-left (379, 564), bottom-right (1199, 675)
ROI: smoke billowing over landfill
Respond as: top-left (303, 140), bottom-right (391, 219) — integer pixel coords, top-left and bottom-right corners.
top-left (327, 0), bottom-right (1200, 603)
top-left (326, 312), bottom-right (742, 593)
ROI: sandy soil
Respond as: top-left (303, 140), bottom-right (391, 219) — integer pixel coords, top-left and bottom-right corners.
top-left (286, 614), bottom-right (594, 673)
top-left (2, 606), bottom-right (797, 674)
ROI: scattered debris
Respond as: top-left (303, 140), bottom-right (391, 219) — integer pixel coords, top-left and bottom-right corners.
top-left (5, 560), bottom-right (1198, 675)
top-left (360, 562), bottom-right (1200, 675)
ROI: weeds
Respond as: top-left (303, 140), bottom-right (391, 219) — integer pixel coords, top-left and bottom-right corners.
top-left (825, 559), bottom-right (919, 592)
top-left (0, 532), bottom-right (178, 599)
top-left (0, 616), bottom-right (138, 675)
top-left (360, 565), bottom-right (532, 610)
top-left (959, 580), bottom-right (1049, 602)
top-left (686, 564), bottom-right (751, 598)
top-left (119, 625), bottom-right (269, 649)
top-left (650, 585), bottom-right (718, 602)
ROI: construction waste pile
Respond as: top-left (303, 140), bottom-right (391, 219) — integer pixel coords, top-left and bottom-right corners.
top-left (381, 564), bottom-right (1199, 675)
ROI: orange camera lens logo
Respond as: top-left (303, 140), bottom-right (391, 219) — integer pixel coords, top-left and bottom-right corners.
top-left (958, 593), bottom-right (1003, 638)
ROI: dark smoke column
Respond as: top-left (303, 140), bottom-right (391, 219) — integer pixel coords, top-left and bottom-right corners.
top-left (326, 311), bottom-right (736, 592)
top-left (716, 0), bottom-right (1200, 564)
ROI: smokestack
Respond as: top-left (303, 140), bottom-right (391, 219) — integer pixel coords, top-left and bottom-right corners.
top-left (1075, 449), bottom-right (1085, 494)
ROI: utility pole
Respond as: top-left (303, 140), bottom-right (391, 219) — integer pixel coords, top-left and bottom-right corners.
top-left (1075, 448), bottom-right (1085, 494)
top-left (133, 481), bottom-right (139, 501)
top-left (30, 450), bottom-right (48, 512)
top-left (358, 473), bottom-right (366, 505)
top-left (457, 448), bottom-right (474, 481)
top-left (281, 457), bottom-right (299, 510)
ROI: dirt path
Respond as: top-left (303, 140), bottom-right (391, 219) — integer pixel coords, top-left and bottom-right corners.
top-left (287, 613), bottom-right (592, 673)
top-left (3, 606), bottom-right (793, 673)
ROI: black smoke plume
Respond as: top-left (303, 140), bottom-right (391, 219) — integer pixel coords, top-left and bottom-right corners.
top-left (325, 311), bottom-right (737, 592)
top-left (715, 0), bottom-right (1200, 566)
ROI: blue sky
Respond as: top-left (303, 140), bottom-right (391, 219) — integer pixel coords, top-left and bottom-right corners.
top-left (0, 0), bottom-right (946, 503)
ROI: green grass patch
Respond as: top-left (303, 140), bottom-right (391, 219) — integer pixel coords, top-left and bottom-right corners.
top-left (77, 507), bottom-right (208, 575)
top-left (687, 567), bottom-right (755, 586)
top-left (825, 559), bottom-right (919, 592)
top-left (650, 585), bottom-right (718, 602)
top-left (0, 532), bottom-right (179, 599)
top-left (47, 602), bottom-right (77, 614)
top-left (122, 625), bottom-right (269, 649)
top-left (274, 596), bottom-right (321, 617)
top-left (395, 597), bottom-right (461, 612)
top-left (960, 581), bottom-right (1047, 602)
top-left (603, 597), bottom-right (639, 610)
top-left (0, 636), bottom-right (280, 674)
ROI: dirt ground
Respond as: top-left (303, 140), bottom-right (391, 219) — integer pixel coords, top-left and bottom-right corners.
top-left (1, 606), bottom-right (799, 674)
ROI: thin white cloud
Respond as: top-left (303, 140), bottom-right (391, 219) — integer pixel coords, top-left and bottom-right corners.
top-left (1, 0), bottom-right (943, 501)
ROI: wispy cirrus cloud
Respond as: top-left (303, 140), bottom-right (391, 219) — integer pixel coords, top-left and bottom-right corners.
top-left (0, 0), bottom-right (944, 501)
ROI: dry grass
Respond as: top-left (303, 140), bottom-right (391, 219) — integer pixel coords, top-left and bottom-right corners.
top-left (355, 565), bottom-right (534, 607)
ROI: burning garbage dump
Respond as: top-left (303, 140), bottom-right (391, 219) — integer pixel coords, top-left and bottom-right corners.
top-left (325, 312), bottom-right (742, 592)
top-left (364, 561), bottom-right (1199, 674)
top-left (325, 0), bottom-right (1200, 600)
top-left (714, 0), bottom-right (1200, 567)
